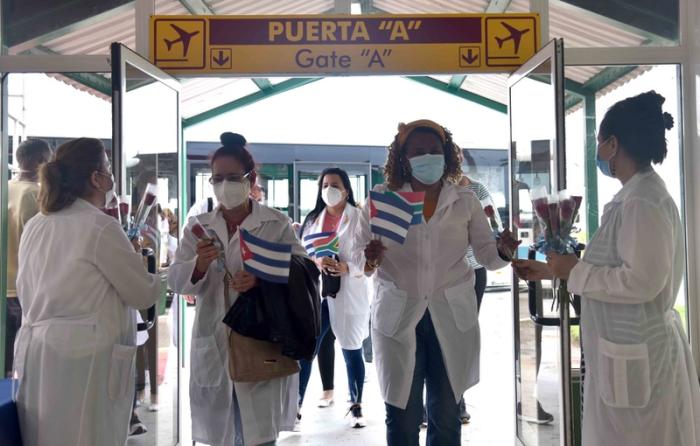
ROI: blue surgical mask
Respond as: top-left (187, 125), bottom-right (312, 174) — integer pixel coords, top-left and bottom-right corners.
top-left (596, 154), bottom-right (614, 178)
top-left (596, 137), bottom-right (616, 178)
top-left (409, 154), bottom-right (445, 185)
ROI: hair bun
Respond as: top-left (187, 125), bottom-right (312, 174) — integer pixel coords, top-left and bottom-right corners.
top-left (220, 132), bottom-right (246, 147)
top-left (662, 112), bottom-right (674, 130)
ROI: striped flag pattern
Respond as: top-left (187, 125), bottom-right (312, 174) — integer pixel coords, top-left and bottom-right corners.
top-left (369, 191), bottom-right (415, 244)
top-left (239, 229), bottom-right (292, 284)
top-left (387, 191), bottom-right (425, 225)
top-left (303, 231), bottom-right (340, 257)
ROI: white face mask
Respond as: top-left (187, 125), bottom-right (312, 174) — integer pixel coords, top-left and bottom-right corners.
top-left (322, 186), bottom-right (344, 207)
top-left (213, 180), bottom-right (250, 209)
top-left (98, 172), bottom-right (116, 208)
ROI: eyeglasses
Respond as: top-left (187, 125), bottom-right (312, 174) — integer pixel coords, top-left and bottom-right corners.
top-left (209, 172), bottom-right (251, 185)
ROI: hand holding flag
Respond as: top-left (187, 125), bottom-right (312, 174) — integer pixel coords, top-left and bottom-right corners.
top-left (369, 190), bottom-right (419, 244)
top-left (240, 229), bottom-right (292, 284)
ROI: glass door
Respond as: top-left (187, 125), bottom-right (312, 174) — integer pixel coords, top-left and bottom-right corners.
top-left (294, 161), bottom-right (370, 223)
top-left (509, 39), bottom-right (579, 446)
top-left (111, 43), bottom-right (182, 445)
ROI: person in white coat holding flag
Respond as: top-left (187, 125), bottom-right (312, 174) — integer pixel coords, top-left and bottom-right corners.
top-left (354, 120), bottom-right (518, 446)
top-left (298, 167), bottom-right (369, 428)
top-left (168, 132), bottom-right (305, 446)
top-left (514, 91), bottom-right (700, 446)
top-left (14, 138), bottom-right (161, 446)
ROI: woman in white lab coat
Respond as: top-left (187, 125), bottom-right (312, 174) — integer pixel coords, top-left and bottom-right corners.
top-left (354, 120), bottom-right (518, 446)
top-left (298, 167), bottom-right (369, 428)
top-left (514, 91), bottom-right (700, 445)
top-left (14, 138), bottom-right (161, 446)
top-left (168, 132), bottom-right (304, 446)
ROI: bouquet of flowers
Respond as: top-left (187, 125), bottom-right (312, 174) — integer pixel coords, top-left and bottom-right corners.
top-left (530, 187), bottom-right (583, 311)
top-left (127, 183), bottom-right (158, 241)
top-left (530, 188), bottom-right (582, 255)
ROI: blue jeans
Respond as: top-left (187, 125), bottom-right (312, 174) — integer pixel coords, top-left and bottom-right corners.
top-left (342, 348), bottom-right (365, 403)
top-left (385, 311), bottom-right (461, 446)
top-left (298, 299), bottom-right (332, 406)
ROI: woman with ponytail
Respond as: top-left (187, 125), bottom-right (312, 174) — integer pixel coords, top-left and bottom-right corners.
top-left (169, 132), bottom-right (306, 446)
top-left (515, 91), bottom-right (700, 445)
top-left (14, 138), bottom-right (161, 446)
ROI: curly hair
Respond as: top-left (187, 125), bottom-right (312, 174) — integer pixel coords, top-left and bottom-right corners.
top-left (384, 122), bottom-right (462, 190)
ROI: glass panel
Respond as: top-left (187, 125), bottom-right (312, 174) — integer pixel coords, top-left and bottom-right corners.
top-left (2, 73), bottom-right (112, 378)
top-left (121, 59), bottom-right (180, 445)
top-left (510, 60), bottom-right (562, 445)
top-left (592, 65), bottom-right (686, 329)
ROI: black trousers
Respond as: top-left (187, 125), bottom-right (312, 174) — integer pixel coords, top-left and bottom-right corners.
top-left (474, 267), bottom-right (487, 312)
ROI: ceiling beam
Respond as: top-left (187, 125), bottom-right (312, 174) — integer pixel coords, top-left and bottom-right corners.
top-left (251, 78), bottom-right (273, 91)
top-left (486, 0), bottom-right (513, 13)
top-left (447, 75), bottom-right (467, 91)
top-left (404, 76), bottom-right (507, 114)
top-left (9, 2), bottom-right (134, 55)
top-left (16, 46), bottom-right (112, 96)
top-left (178, 0), bottom-right (214, 15)
top-left (183, 78), bottom-right (323, 128)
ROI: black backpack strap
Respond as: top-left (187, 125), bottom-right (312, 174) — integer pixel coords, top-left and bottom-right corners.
top-left (207, 197), bottom-right (213, 213)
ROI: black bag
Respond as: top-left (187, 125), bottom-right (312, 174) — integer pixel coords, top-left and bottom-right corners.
top-left (321, 254), bottom-right (341, 298)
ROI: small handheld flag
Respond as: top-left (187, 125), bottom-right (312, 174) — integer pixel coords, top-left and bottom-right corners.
top-left (240, 229), bottom-right (292, 284)
top-left (303, 231), bottom-right (340, 257)
top-left (369, 191), bottom-right (415, 244)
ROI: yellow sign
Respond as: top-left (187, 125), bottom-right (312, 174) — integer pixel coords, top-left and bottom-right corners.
top-left (150, 14), bottom-right (540, 76)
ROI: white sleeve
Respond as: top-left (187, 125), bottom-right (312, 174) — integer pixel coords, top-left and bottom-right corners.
top-left (568, 198), bottom-right (673, 303)
top-left (94, 220), bottom-right (160, 310)
top-left (468, 194), bottom-right (508, 271)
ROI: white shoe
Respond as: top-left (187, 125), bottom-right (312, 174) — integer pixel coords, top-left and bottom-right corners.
top-left (292, 412), bottom-right (302, 432)
top-left (148, 403), bottom-right (159, 412)
top-left (318, 390), bottom-right (334, 408)
top-left (348, 404), bottom-right (366, 429)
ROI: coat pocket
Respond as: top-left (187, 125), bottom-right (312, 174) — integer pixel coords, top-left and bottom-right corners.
top-left (444, 282), bottom-right (478, 332)
top-left (372, 284), bottom-right (407, 337)
top-left (597, 337), bottom-right (651, 409)
top-left (191, 335), bottom-right (225, 388)
top-left (108, 344), bottom-right (137, 400)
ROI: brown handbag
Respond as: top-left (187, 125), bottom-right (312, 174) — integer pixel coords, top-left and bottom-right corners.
top-left (224, 276), bottom-right (299, 383)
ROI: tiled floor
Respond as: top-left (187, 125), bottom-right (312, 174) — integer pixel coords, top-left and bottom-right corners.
top-left (129, 289), bottom-right (569, 445)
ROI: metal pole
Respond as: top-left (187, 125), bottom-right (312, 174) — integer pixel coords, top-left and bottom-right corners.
top-left (558, 282), bottom-right (573, 446)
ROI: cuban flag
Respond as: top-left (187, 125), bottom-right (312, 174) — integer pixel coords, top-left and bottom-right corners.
top-left (387, 191), bottom-right (425, 225)
top-left (303, 232), bottom-right (340, 257)
top-left (239, 229), bottom-right (292, 284)
top-left (369, 191), bottom-right (415, 244)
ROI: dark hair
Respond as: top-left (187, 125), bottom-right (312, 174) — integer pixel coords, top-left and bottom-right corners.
top-left (16, 138), bottom-right (52, 170)
top-left (39, 138), bottom-right (106, 214)
top-left (210, 132), bottom-right (256, 175)
top-left (599, 90), bottom-right (674, 166)
top-left (385, 126), bottom-right (462, 190)
top-left (300, 167), bottom-right (358, 236)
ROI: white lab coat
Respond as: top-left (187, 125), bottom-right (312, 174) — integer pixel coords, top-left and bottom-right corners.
top-left (168, 200), bottom-right (304, 446)
top-left (14, 199), bottom-right (160, 446)
top-left (302, 205), bottom-right (369, 350)
top-left (568, 169), bottom-right (700, 446)
top-left (352, 182), bottom-right (507, 408)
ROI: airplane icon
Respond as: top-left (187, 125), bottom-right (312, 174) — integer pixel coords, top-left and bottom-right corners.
top-left (495, 22), bottom-right (530, 54)
top-left (164, 24), bottom-right (200, 57)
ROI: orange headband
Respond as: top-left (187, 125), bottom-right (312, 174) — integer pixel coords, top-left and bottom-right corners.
top-left (396, 119), bottom-right (447, 149)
